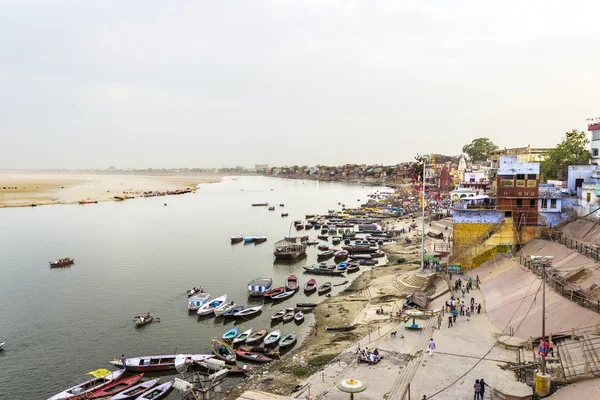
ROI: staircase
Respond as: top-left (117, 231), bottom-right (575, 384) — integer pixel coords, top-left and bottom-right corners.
top-left (386, 317), bottom-right (437, 399)
top-left (393, 274), bottom-right (432, 296)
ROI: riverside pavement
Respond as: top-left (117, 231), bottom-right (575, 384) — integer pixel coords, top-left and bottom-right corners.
top-left (292, 275), bottom-right (529, 400)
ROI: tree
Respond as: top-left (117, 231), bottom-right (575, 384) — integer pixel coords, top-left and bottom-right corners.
top-left (462, 138), bottom-right (498, 162)
top-left (541, 129), bottom-right (590, 181)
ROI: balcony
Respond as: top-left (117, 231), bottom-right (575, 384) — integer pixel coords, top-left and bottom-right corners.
top-left (516, 180), bottom-right (526, 187)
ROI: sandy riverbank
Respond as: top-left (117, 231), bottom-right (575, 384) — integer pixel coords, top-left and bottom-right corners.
top-left (0, 172), bottom-right (228, 208)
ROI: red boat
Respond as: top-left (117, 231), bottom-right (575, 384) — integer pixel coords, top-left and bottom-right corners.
top-left (91, 374), bottom-right (144, 398)
top-left (317, 244), bottom-right (329, 251)
top-left (304, 279), bottom-right (317, 292)
top-left (334, 250), bottom-right (349, 260)
top-left (285, 275), bottom-right (299, 291)
top-left (263, 286), bottom-right (285, 298)
top-left (49, 258), bottom-right (75, 268)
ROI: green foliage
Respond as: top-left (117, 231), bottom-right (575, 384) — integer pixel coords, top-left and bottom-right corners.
top-left (462, 138), bottom-right (498, 162)
top-left (541, 129), bottom-right (590, 180)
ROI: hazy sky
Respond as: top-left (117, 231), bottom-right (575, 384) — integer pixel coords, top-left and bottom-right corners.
top-left (1, 1), bottom-right (599, 169)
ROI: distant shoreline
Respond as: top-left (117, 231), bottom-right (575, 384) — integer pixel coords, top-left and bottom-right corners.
top-left (0, 171), bottom-right (233, 209)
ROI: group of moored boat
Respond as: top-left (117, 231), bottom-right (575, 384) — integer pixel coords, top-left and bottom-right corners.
top-left (231, 235), bottom-right (268, 244)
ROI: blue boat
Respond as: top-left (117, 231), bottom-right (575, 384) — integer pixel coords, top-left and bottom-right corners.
top-left (248, 278), bottom-right (273, 297)
top-left (244, 237), bottom-right (255, 243)
top-left (337, 262), bottom-right (348, 270)
top-left (223, 305), bottom-right (244, 318)
top-left (222, 327), bottom-right (239, 341)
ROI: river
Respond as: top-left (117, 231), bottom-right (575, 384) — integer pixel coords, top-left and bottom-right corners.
top-left (0, 176), bottom-right (389, 399)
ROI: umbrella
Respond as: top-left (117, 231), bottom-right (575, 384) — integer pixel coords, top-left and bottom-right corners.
top-left (336, 378), bottom-right (367, 399)
top-left (405, 309), bottom-right (424, 326)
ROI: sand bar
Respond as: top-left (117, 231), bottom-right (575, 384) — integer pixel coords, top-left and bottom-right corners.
top-left (0, 171), bottom-right (227, 208)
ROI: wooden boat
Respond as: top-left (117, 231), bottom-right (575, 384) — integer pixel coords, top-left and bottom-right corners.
top-left (304, 279), bottom-right (317, 292)
top-left (248, 277), bottom-right (273, 296)
top-left (285, 275), bottom-right (299, 291)
top-left (295, 224), bottom-right (304, 231)
top-left (349, 254), bottom-right (372, 260)
top-left (187, 287), bottom-right (204, 297)
top-left (294, 311), bottom-right (304, 322)
top-left (268, 206), bottom-right (275, 211)
top-left (194, 360), bottom-right (249, 375)
top-left (245, 329), bottom-right (268, 345)
top-left (264, 329), bottom-right (281, 347)
top-left (109, 354), bottom-right (214, 372)
top-left (211, 338), bottom-right (236, 363)
top-left (214, 302), bottom-right (237, 317)
top-left (263, 286), bottom-right (285, 298)
top-left (243, 236), bottom-right (255, 243)
top-left (252, 203), bottom-right (269, 206)
top-left (282, 310), bottom-right (295, 323)
top-left (317, 250), bottom-right (335, 260)
top-left (332, 238), bottom-right (341, 245)
top-left (90, 373), bottom-right (144, 398)
top-left (234, 350), bottom-right (273, 363)
top-left (238, 345), bottom-right (279, 358)
top-left (47, 369), bottom-right (125, 400)
top-left (336, 262), bottom-right (347, 271)
top-left (281, 213), bottom-right (289, 217)
top-left (296, 303), bottom-right (317, 308)
top-left (0, 342), bottom-right (4, 350)
top-left (334, 250), bottom-right (349, 260)
top-left (305, 224), bottom-right (313, 230)
top-left (136, 381), bottom-right (173, 400)
top-left (135, 315), bottom-right (153, 327)
top-left (293, 220), bottom-right (302, 226)
top-left (280, 203), bottom-right (285, 207)
top-left (233, 305), bottom-right (263, 318)
top-left (317, 244), bottom-right (329, 251)
top-left (273, 239), bottom-right (307, 259)
top-left (112, 378), bottom-right (159, 400)
top-left (231, 235), bottom-right (244, 244)
top-left (279, 332), bottom-right (297, 349)
top-left (271, 310), bottom-right (286, 320)
top-left (302, 266), bottom-right (344, 276)
top-left (49, 258), bottom-right (74, 268)
top-left (197, 295), bottom-right (227, 315)
top-left (188, 293), bottom-right (211, 311)
top-left (306, 240), bottom-right (319, 245)
top-left (253, 236), bottom-right (268, 243)
top-left (271, 292), bottom-right (296, 301)
top-left (222, 327), bottom-right (239, 341)
top-left (317, 234), bottom-right (329, 240)
top-left (271, 291), bottom-right (294, 301)
top-left (233, 328), bottom-right (253, 345)
top-left (223, 305), bottom-right (244, 318)
top-left (347, 264), bottom-right (360, 273)
top-left (318, 282), bottom-right (332, 295)
top-left (78, 200), bottom-right (98, 204)
top-left (334, 280), bottom-right (349, 286)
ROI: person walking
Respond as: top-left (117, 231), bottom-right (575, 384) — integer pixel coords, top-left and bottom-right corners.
top-left (451, 308), bottom-right (457, 323)
top-left (470, 302), bottom-right (475, 314)
top-left (477, 303), bottom-right (482, 314)
top-left (480, 378), bottom-right (490, 399)
top-left (448, 315), bottom-right (453, 328)
top-left (473, 379), bottom-right (481, 400)
top-left (428, 338), bottom-right (436, 356)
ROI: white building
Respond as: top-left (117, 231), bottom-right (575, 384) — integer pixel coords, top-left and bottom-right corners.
top-left (590, 122), bottom-right (600, 165)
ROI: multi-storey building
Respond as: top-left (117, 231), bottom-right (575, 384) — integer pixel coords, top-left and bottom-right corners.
top-left (495, 156), bottom-right (540, 226)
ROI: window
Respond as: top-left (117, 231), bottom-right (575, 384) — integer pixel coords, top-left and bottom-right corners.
top-left (528, 174), bottom-right (537, 179)
top-left (516, 199), bottom-right (522, 208)
top-left (550, 199), bottom-right (557, 208)
top-left (593, 130), bottom-right (600, 141)
top-left (594, 148), bottom-right (599, 157)
top-left (530, 199), bottom-right (536, 208)
top-left (516, 174), bottom-right (525, 180)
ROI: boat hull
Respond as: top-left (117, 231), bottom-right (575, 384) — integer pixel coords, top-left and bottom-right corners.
top-left (109, 354), bottom-right (213, 372)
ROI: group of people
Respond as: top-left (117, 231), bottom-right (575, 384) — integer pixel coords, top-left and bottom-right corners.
top-left (454, 275), bottom-right (480, 294)
top-left (421, 378), bottom-right (490, 399)
top-left (446, 296), bottom-right (481, 327)
top-left (357, 347), bottom-right (382, 365)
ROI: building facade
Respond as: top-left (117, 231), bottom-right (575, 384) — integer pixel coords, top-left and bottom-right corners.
top-left (495, 156), bottom-right (540, 226)
top-left (589, 123), bottom-right (600, 165)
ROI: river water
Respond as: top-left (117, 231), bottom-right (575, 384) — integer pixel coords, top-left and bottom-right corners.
top-left (0, 176), bottom-right (388, 399)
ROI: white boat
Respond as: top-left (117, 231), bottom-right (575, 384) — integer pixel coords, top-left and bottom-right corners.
top-left (197, 295), bottom-right (227, 316)
top-left (232, 305), bottom-right (263, 318)
top-left (109, 354), bottom-right (214, 372)
top-left (136, 380), bottom-right (173, 399)
top-left (232, 328), bottom-right (253, 345)
top-left (47, 369), bottom-right (125, 400)
top-left (0, 342), bottom-right (4, 350)
top-left (188, 293), bottom-right (210, 311)
top-left (214, 302), bottom-right (236, 317)
top-left (112, 378), bottom-right (160, 400)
